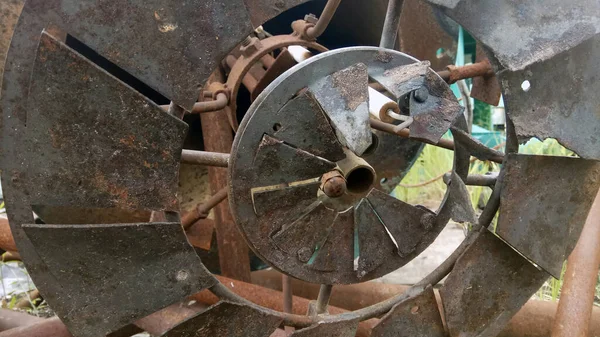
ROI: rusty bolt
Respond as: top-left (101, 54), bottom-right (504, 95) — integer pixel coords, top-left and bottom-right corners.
top-left (297, 247), bottom-right (313, 263)
top-left (304, 14), bottom-right (318, 24)
top-left (420, 213), bottom-right (436, 230)
top-left (240, 37), bottom-right (262, 58)
top-left (414, 87), bottom-right (429, 103)
top-left (321, 171), bottom-right (347, 198)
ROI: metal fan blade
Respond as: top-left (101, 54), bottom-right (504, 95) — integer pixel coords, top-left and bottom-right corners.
top-left (371, 285), bottom-right (445, 337)
top-left (470, 44), bottom-right (502, 106)
top-left (252, 181), bottom-right (321, 217)
top-left (272, 202), bottom-right (337, 262)
top-left (370, 61), bottom-right (430, 99)
top-left (446, 171), bottom-right (478, 224)
top-left (161, 301), bottom-right (282, 337)
top-left (355, 198), bottom-right (398, 278)
top-left (366, 189), bottom-right (436, 257)
top-left (311, 208), bottom-right (355, 273)
top-left (22, 222), bottom-right (216, 337)
top-left (270, 91), bottom-right (346, 162)
top-left (441, 230), bottom-right (549, 337)
top-left (253, 134), bottom-right (336, 186)
top-left (309, 63), bottom-right (372, 155)
top-left (496, 154), bottom-right (600, 278)
top-left (429, 0), bottom-right (600, 160)
top-left (450, 126), bottom-right (504, 162)
top-left (26, 32), bottom-right (186, 212)
top-left (408, 69), bottom-right (464, 143)
top-left (290, 320), bottom-right (359, 337)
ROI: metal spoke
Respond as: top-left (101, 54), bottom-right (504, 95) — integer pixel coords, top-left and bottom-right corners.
top-left (444, 173), bottom-right (498, 187)
top-left (181, 150), bottom-right (230, 167)
top-left (314, 284), bottom-right (333, 315)
top-left (379, 0), bottom-right (404, 49)
top-left (305, 0), bottom-right (342, 40)
top-left (160, 92), bottom-right (228, 114)
top-left (181, 187), bottom-right (229, 229)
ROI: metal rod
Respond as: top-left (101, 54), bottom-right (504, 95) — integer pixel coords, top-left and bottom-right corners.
top-left (552, 188), bottom-right (600, 337)
top-left (305, 0), bottom-right (342, 40)
top-left (370, 119), bottom-right (504, 164)
top-left (282, 275), bottom-right (293, 314)
top-left (438, 61), bottom-right (494, 84)
top-left (379, 0), bottom-right (404, 49)
top-left (181, 150), bottom-right (229, 167)
top-left (315, 284), bottom-right (333, 314)
top-left (191, 93), bottom-right (229, 114)
top-left (444, 172), bottom-right (498, 187)
top-left (167, 102), bottom-right (185, 119)
top-left (181, 187), bottom-right (228, 229)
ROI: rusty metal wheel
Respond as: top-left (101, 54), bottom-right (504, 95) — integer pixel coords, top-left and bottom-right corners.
top-left (1, 1), bottom-right (600, 337)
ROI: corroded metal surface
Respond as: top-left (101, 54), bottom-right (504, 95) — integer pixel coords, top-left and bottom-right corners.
top-left (496, 154), bottom-right (600, 278)
top-left (22, 222), bottom-right (216, 337)
top-left (470, 45), bottom-right (502, 106)
top-left (310, 63), bottom-right (372, 155)
top-left (290, 320), bottom-right (359, 337)
top-left (446, 171), bottom-right (477, 224)
top-left (161, 301), bottom-right (282, 337)
top-left (230, 48), bottom-right (468, 284)
top-left (371, 285), bottom-right (445, 337)
top-left (27, 32), bottom-right (186, 212)
top-left (441, 230), bottom-right (549, 337)
top-left (372, 61), bottom-right (429, 99)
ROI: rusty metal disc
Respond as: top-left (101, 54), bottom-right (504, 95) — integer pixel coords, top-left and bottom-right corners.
top-left (229, 47), bottom-right (469, 284)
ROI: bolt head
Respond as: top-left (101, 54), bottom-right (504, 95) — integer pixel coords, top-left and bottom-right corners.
top-left (323, 176), bottom-right (347, 198)
top-left (297, 247), bottom-right (313, 263)
top-left (414, 87), bottom-right (429, 103)
top-left (304, 13), bottom-right (318, 24)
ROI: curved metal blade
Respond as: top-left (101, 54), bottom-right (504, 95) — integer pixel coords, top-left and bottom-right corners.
top-left (496, 154), bottom-right (600, 278)
top-left (253, 135), bottom-right (336, 187)
top-left (311, 208), bottom-right (355, 273)
top-left (309, 63), bottom-right (372, 155)
top-left (290, 320), bottom-right (359, 337)
top-left (161, 301), bottom-right (282, 337)
top-left (272, 202), bottom-right (337, 260)
top-left (22, 222), bottom-right (216, 337)
top-left (428, 0), bottom-right (600, 160)
top-left (252, 180), bottom-right (321, 217)
top-left (271, 91), bottom-right (346, 162)
top-left (27, 32), bottom-right (187, 212)
top-left (441, 230), bottom-right (549, 337)
top-left (408, 69), bottom-right (463, 143)
top-left (370, 61), bottom-right (429, 99)
top-left (366, 189), bottom-right (435, 257)
top-left (372, 285), bottom-right (445, 337)
top-left (355, 198), bottom-right (397, 278)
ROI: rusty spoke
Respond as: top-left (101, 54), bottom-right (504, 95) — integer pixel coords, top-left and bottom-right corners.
top-left (181, 150), bottom-right (230, 167)
top-left (181, 187), bottom-right (229, 229)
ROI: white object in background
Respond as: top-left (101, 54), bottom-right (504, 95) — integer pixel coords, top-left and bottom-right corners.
top-left (368, 87), bottom-right (398, 123)
top-left (0, 261), bottom-right (35, 298)
top-left (288, 45), bottom-right (312, 63)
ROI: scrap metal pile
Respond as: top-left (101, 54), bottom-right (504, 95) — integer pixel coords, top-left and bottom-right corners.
top-left (1, 0), bottom-right (600, 336)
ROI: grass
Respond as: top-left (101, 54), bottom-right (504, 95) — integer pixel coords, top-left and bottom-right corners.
top-left (393, 135), bottom-right (596, 304)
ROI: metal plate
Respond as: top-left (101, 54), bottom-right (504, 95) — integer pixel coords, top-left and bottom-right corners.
top-left (309, 63), bottom-right (372, 155)
top-left (356, 198), bottom-right (397, 278)
top-left (252, 181), bottom-right (321, 217)
top-left (290, 320), bottom-right (359, 337)
top-left (441, 230), bottom-right (549, 337)
top-left (372, 61), bottom-right (429, 99)
top-left (371, 285), bottom-right (445, 337)
top-left (446, 171), bottom-right (477, 224)
top-left (27, 32), bottom-right (187, 212)
top-left (310, 208), bottom-right (355, 277)
top-left (161, 301), bottom-right (282, 337)
top-left (429, 0), bottom-right (600, 160)
top-left (230, 47), bottom-right (469, 284)
top-left (470, 44), bottom-right (501, 106)
top-left (22, 222), bottom-right (216, 337)
top-left (496, 154), bottom-right (600, 278)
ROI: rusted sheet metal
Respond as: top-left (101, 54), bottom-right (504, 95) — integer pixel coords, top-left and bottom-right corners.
top-left (430, 0), bottom-right (600, 160)
top-left (441, 230), bottom-right (549, 337)
top-left (399, 0), bottom-right (455, 71)
top-left (134, 302), bottom-right (207, 336)
top-left (0, 0), bottom-right (23, 84)
top-left (373, 61), bottom-right (429, 99)
top-left (252, 181), bottom-right (321, 217)
top-left (252, 48), bottom-right (297, 101)
top-left (552, 189), bottom-right (600, 337)
top-left (27, 32), bottom-right (186, 212)
top-left (372, 285), bottom-right (445, 337)
top-left (291, 320), bottom-right (359, 337)
top-left (186, 218), bottom-right (215, 251)
top-left (496, 154), bottom-right (600, 278)
top-left (446, 171), bottom-right (477, 224)
top-left (450, 126), bottom-right (504, 163)
top-left (22, 222), bottom-right (216, 337)
top-left (408, 69), bottom-right (463, 143)
top-left (470, 45), bottom-right (502, 106)
top-left (243, 0), bottom-right (308, 27)
top-left (254, 135), bottom-right (336, 186)
top-left (32, 205), bottom-right (151, 225)
top-left (162, 301), bottom-right (282, 337)
top-left (311, 208), bottom-right (355, 275)
top-left (272, 202), bottom-right (337, 261)
top-left (271, 91), bottom-right (346, 162)
top-left (309, 63), bottom-right (372, 155)
top-left (367, 189), bottom-right (436, 257)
